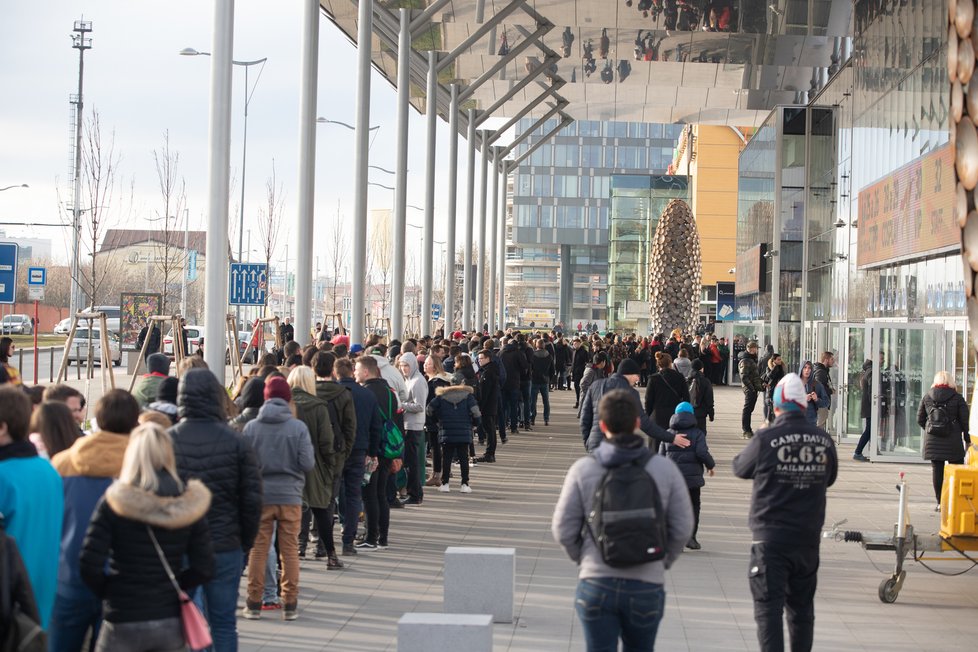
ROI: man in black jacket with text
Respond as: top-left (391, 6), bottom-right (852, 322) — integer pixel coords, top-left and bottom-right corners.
top-left (733, 373), bottom-right (837, 652)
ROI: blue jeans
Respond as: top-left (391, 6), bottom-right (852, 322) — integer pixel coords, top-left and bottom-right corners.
top-left (49, 591), bottom-right (102, 652)
top-left (530, 382), bottom-right (550, 422)
top-left (574, 578), bottom-right (665, 652)
top-left (342, 450), bottom-right (366, 546)
top-left (262, 524), bottom-right (279, 604)
top-left (194, 548), bottom-right (244, 652)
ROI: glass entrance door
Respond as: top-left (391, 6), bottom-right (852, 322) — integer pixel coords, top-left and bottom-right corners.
top-left (869, 323), bottom-right (944, 462)
top-left (815, 322), bottom-right (871, 441)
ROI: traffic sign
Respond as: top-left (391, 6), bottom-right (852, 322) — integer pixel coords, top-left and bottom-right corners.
top-left (229, 263), bottom-right (268, 306)
top-left (431, 303), bottom-right (442, 320)
top-left (29, 286), bottom-right (44, 301)
top-left (0, 243), bottom-right (18, 304)
top-left (27, 266), bottom-right (46, 286)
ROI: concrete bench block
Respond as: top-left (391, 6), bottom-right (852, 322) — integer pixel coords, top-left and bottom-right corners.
top-left (397, 613), bottom-right (493, 652)
top-left (443, 546), bottom-right (515, 623)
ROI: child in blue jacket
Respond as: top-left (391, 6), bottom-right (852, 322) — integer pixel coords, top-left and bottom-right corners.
top-left (426, 385), bottom-right (481, 493)
top-left (661, 401), bottom-right (715, 550)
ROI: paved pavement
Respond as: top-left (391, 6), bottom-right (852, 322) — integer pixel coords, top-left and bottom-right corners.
top-left (223, 383), bottom-right (978, 651)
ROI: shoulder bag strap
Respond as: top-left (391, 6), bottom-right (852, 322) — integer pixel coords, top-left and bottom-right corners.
top-left (661, 374), bottom-right (681, 400)
top-left (146, 525), bottom-right (183, 598)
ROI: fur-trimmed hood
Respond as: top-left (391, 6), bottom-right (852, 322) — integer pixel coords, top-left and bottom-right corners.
top-left (105, 476), bottom-right (211, 530)
top-left (434, 384), bottom-right (474, 404)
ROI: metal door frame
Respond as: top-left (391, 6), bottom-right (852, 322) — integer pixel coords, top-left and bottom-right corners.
top-left (868, 321), bottom-right (945, 463)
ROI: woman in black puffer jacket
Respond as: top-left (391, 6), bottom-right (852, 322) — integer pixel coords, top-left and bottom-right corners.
top-left (916, 371), bottom-right (971, 506)
top-left (81, 423), bottom-right (213, 651)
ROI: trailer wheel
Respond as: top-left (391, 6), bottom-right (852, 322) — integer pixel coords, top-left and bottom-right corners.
top-left (878, 577), bottom-right (899, 603)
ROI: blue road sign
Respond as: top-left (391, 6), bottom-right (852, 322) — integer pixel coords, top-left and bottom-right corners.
top-left (0, 243), bottom-right (18, 304)
top-left (27, 266), bottom-right (46, 286)
top-left (431, 303), bottom-right (442, 320)
top-left (229, 263), bottom-right (268, 306)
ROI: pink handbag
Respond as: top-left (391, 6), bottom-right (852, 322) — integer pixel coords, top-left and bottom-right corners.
top-left (148, 526), bottom-right (214, 650)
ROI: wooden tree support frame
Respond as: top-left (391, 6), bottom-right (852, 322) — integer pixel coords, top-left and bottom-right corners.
top-left (233, 316), bottom-right (281, 385)
top-left (319, 312), bottom-right (346, 340)
top-left (226, 314), bottom-right (245, 386)
top-left (404, 315), bottom-right (422, 340)
top-left (127, 315), bottom-right (186, 392)
top-left (56, 311), bottom-right (116, 391)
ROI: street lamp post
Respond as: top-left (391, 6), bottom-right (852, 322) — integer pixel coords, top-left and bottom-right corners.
top-left (181, 47), bottom-right (266, 330)
top-left (0, 184), bottom-right (28, 192)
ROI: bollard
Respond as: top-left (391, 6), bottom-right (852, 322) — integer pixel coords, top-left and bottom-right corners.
top-left (49, 346), bottom-right (55, 383)
top-left (443, 547), bottom-right (515, 623)
top-left (397, 613), bottom-right (492, 652)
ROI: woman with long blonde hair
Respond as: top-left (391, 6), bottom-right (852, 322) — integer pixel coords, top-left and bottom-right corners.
top-left (80, 423), bottom-right (213, 651)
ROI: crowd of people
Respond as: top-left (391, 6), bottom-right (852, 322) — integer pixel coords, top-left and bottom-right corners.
top-left (1, 320), bottom-right (971, 652)
top-left (0, 325), bottom-right (612, 650)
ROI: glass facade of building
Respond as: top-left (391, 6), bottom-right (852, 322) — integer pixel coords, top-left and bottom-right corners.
top-left (508, 119), bottom-right (683, 327)
top-left (734, 0), bottom-right (964, 462)
top-left (608, 174), bottom-right (689, 331)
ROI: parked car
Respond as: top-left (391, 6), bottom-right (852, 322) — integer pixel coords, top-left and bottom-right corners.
top-left (65, 328), bottom-right (121, 366)
top-left (0, 314), bottom-right (33, 335)
top-left (53, 317), bottom-right (72, 335)
top-left (83, 305), bottom-right (121, 334)
top-left (162, 324), bottom-right (202, 357)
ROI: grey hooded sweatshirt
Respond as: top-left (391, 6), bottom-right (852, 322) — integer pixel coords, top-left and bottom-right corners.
top-left (551, 435), bottom-right (693, 585)
top-left (243, 398), bottom-right (315, 505)
top-left (399, 352), bottom-right (429, 431)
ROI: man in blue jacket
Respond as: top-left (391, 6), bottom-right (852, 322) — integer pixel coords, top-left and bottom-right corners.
top-left (336, 357), bottom-right (381, 555)
top-left (733, 373), bottom-right (837, 652)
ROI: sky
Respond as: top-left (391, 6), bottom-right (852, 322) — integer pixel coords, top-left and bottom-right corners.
top-left (0, 0), bottom-right (493, 275)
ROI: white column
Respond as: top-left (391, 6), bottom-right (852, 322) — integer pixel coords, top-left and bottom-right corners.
top-left (463, 109), bottom-right (476, 331)
top-left (422, 52), bottom-right (437, 335)
top-left (475, 132), bottom-right (489, 331)
top-left (444, 85), bottom-right (459, 332)
top-left (294, 0), bottom-right (319, 346)
top-left (391, 8), bottom-right (411, 340)
top-left (488, 149), bottom-right (498, 331)
top-left (350, 0), bottom-right (373, 347)
top-left (203, 0), bottom-right (235, 376)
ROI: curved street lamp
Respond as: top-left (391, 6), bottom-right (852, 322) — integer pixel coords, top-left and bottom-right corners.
top-left (0, 184), bottom-right (28, 192)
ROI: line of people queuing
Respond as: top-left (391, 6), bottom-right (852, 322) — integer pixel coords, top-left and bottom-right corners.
top-left (0, 324), bottom-right (590, 650)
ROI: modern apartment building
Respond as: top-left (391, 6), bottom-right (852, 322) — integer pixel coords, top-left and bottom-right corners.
top-left (507, 120), bottom-right (684, 329)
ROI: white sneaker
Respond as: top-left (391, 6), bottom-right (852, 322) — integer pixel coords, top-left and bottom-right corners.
top-left (438, 484), bottom-right (450, 493)
top-left (460, 484), bottom-right (472, 494)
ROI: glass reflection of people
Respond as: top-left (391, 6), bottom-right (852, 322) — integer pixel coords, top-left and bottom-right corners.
top-left (877, 352), bottom-right (892, 454)
top-left (853, 360), bottom-right (873, 461)
top-left (917, 371), bottom-right (970, 510)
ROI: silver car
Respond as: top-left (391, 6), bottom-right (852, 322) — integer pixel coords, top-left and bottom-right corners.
top-left (0, 314), bottom-right (33, 335)
top-left (65, 328), bottom-right (122, 366)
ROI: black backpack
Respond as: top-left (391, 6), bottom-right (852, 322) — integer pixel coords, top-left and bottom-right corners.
top-left (584, 449), bottom-right (668, 567)
top-left (926, 398), bottom-right (955, 437)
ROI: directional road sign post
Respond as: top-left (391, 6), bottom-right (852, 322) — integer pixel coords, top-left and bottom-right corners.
top-left (229, 263), bottom-right (268, 306)
top-left (0, 243), bottom-right (18, 304)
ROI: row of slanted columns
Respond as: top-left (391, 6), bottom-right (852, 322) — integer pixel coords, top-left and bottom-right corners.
top-left (201, 0), bottom-right (567, 376)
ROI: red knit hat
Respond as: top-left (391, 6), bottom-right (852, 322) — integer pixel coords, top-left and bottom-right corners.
top-left (264, 376), bottom-right (292, 403)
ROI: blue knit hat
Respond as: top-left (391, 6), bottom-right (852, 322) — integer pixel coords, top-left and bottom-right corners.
top-left (675, 401), bottom-right (694, 415)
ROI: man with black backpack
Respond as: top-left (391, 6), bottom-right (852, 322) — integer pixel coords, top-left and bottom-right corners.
top-left (553, 389), bottom-right (693, 651)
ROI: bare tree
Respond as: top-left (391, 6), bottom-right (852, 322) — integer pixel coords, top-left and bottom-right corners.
top-left (78, 109), bottom-right (123, 307)
top-left (152, 130), bottom-right (187, 315)
top-left (369, 209), bottom-right (394, 321)
top-left (507, 283), bottom-right (528, 325)
top-left (257, 160), bottom-right (285, 312)
top-left (327, 203), bottom-right (348, 315)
